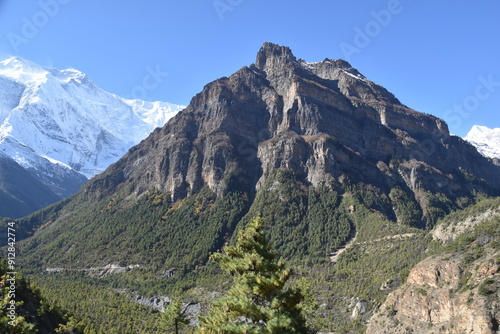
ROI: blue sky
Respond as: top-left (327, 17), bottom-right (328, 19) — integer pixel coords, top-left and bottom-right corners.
top-left (0, 0), bottom-right (499, 137)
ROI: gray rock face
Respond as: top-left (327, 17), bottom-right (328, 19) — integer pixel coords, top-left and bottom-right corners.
top-left (351, 299), bottom-right (369, 319)
top-left (86, 42), bottom-right (500, 225)
top-left (130, 294), bottom-right (201, 326)
top-left (132, 295), bottom-right (171, 312)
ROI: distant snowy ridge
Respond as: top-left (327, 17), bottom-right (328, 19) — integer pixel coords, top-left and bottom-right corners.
top-left (0, 56), bottom-right (185, 187)
top-left (464, 125), bottom-right (500, 159)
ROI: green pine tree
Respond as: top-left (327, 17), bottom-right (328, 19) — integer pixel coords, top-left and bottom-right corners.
top-left (197, 217), bottom-right (313, 334)
top-left (161, 298), bottom-right (189, 334)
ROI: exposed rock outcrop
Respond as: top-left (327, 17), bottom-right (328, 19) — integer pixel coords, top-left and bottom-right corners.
top-left (130, 294), bottom-right (201, 326)
top-left (132, 295), bottom-right (171, 312)
top-left (367, 234), bottom-right (499, 333)
top-left (433, 208), bottom-right (500, 243)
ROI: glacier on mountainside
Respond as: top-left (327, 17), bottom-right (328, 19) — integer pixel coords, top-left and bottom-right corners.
top-left (0, 56), bottom-right (185, 188)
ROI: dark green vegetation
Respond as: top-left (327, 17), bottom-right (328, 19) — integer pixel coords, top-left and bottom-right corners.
top-left (161, 298), bottom-right (189, 334)
top-left (31, 274), bottom-right (163, 334)
top-left (388, 186), bottom-right (422, 228)
top-left (242, 170), bottom-right (352, 261)
top-left (198, 217), bottom-right (312, 333)
top-left (0, 259), bottom-right (83, 333)
top-left (14, 186), bottom-right (248, 272)
top-left (4, 170), bottom-right (496, 333)
top-left (11, 169), bottom-right (354, 274)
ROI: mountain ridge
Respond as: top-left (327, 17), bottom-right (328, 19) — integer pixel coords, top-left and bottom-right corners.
top-left (0, 153), bottom-right (61, 218)
top-left (0, 56), bottom-right (185, 217)
top-left (82, 42), bottom-right (498, 217)
top-left (0, 56), bottom-right (185, 179)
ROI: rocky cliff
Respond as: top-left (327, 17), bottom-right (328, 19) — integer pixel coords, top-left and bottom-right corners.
top-left (85, 42), bottom-right (499, 227)
top-left (367, 207), bottom-right (499, 334)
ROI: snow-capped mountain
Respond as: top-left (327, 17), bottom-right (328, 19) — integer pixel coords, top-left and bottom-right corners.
top-left (0, 56), bottom-right (185, 200)
top-left (464, 125), bottom-right (500, 160)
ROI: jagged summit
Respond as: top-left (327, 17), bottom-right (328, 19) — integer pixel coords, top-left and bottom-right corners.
top-left (78, 43), bottom-right (496, 209)
top-left (255, 42), bottom-right (297, 70)
top-left (252, 43), bottom-right (408, 118)
top-left (255, 42), bottom-right (364, 82)
top-left (255, 42), bottom-right (354, 72)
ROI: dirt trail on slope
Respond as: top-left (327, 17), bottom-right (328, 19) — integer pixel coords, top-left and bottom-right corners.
top-left (329, 224), bottom-right (357, 263)
top-left (329, 230), bottom-right (417, 263)
top-left (329, 198), bottom-right (417, 263)
top-left (359, 233), bottom-right (416, 245)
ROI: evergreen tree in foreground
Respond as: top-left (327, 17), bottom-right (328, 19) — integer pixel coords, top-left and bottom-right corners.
top-left (161, 298), bottom-right (189, 334)
top-left (197, 217), bottom-right (312, 333)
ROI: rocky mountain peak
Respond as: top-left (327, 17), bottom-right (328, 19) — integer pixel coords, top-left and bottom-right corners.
top-left (255, 42), bottom-right (356, 75)
top-left (255, 42), bottom-right (297, 71)
top-left (84, 43), bottom-right (498, 227)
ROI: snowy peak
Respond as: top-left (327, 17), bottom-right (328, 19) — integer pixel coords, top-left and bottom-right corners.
top-left (0, 56), bottom-right (48, 81)
top-left (1, 56), bottom-right (86, 83)
top-left (465, 125), bottom-right (500, 159)
top-left (0, 55), bottom-right (185, 211)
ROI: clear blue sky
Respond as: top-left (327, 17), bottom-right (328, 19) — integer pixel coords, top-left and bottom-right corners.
top-left (0, 0), bottom-right (499, 137)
